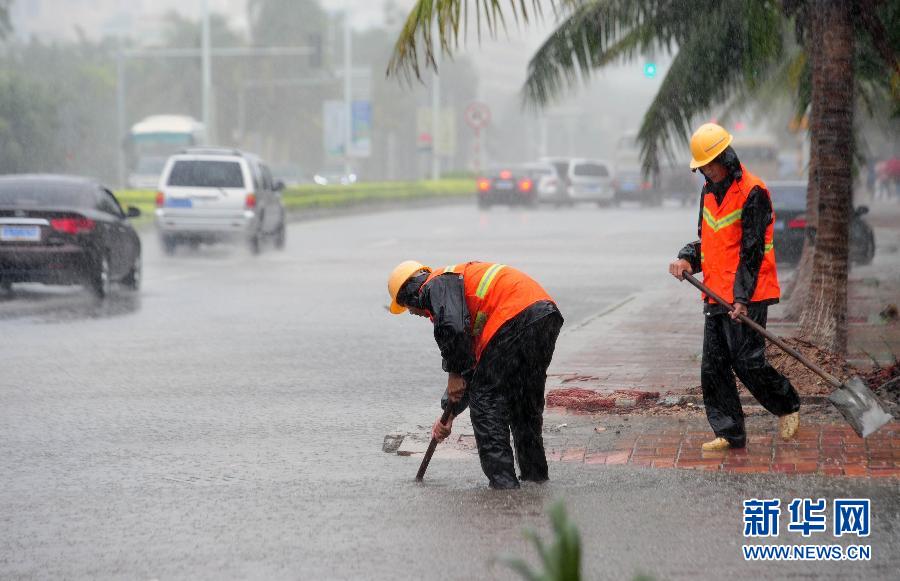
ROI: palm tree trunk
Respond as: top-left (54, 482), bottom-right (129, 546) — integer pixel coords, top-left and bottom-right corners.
top-left (782, 7), bottom-right (823, 319)
top-left (798, 0), bottom-right (855, 353)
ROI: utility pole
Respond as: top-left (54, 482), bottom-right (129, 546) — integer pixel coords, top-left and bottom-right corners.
top-left (201, 0), bottom-right (213, 142)
top-left (430, 24), bottom-right (441, 181)
top-left (343, 9), bottom-right (353, 177)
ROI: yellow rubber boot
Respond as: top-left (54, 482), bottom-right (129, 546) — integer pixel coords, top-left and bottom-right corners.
top-left (701, 437), bottom-right (731, 451)
top-left (779, 412), bottom-right (800, 440)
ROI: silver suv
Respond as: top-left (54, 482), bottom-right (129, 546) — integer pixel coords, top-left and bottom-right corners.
top-left (155, 148), bottom-right (286, 255)
top-left (567, 159), bottom-right (616, 206)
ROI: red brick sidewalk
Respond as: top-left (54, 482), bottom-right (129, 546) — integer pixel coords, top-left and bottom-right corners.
top-left (548, 422), bottom-right (900, 479)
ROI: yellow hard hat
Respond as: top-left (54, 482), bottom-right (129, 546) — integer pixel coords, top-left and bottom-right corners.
top-left (387, 260), bottom-right (431, 314)
top-left (689, 123), bottom-right (733, 169)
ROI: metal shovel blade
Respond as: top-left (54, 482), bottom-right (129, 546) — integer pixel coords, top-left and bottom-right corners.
top-left (827, 377), bottom-right (894, 438)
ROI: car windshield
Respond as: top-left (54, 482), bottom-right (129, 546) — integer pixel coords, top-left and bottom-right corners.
top-left (167, 160), bottom-right (245, 188)
top-left (617, 169), bottom-right (643, 180)
top-left (771, 185), bottom-right (807, 211)
top-left (524, 165), bottom-right (553, 177)
top-left (550, 162), bottom-right (568, 177)
top-left (573, 163), bottom-right (609, 177)
top-left (0, 181), bottom-right (93, 208)
top-left (486, 167), bottom-right (520, 179)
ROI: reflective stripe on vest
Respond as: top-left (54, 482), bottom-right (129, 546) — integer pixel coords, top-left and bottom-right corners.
top-left (702, 207), bottom-right (743, 232)
top-left (476, 263), bottom-right (506, 298)
top-left (422, 261), bottom-right (553, 360)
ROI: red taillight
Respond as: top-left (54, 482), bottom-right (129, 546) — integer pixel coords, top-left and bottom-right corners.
top-left (788, 216), bottom-right (807, 229)
top-left (477, 179), bottom-right (491, 192)
top-left (641, 181), bottom-right (652, 190)
top-left (51, 217), bottom-right (95, 234)
top-left (499, 170), bottom-right (512, 180)
top-left (518, 179), bottom-right (533, 192)
top-left (245, 193), bottom-right (257, 209)
top-left (156, 191), bottom-right (164, 207)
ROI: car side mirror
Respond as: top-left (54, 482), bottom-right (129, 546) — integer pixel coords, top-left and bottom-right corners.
top-left (855, 205), bottom-right (869, 216)
top-left (274, 180), bottom-right (285, 191)
top-left (126, 206), bottom-right (141, 218)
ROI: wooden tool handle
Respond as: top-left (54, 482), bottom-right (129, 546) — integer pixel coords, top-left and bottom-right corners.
top-left (682, 273), bottom-right (841, 389)
top-left (415, 407), bottom-right (453, 482)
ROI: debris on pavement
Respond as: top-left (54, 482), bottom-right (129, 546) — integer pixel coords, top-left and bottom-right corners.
top-left (382, 433), bottom-right (405, 453)
top-left (762, 337), bottom-right (859, 395)
top-left (546, 388), bottom-right (659, 413)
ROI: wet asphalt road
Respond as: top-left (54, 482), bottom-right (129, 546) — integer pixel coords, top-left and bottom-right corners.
top-left (1, 202), bottom-right (897, 580)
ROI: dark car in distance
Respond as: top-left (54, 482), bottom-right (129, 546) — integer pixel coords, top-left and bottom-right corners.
top-left (0, 175), bottom-right (142, 297)
top-left (476, 166), bottom-right (537, 208)
top-left (770, 181), bottom-right (875, 265)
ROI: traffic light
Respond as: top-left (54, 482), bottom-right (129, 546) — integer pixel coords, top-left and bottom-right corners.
top-left (643, 62), bottom-right (657, 79)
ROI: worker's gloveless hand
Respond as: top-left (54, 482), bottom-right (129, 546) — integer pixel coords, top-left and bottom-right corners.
top-left (447, 372), bottom-right (467, 403)
top-left (669, 259), bottom-right (693, 280)
top-left (730, 302), bottom-right (748, 321)
top-left (432, 415), bottom-right (453, 442)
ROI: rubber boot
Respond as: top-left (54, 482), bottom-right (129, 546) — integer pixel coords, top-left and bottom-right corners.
top-left (779, 411), bottom-right (800, 440)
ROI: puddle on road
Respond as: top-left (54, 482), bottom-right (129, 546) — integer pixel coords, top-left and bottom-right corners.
top-left (0, 285), bottom-right (141, 323)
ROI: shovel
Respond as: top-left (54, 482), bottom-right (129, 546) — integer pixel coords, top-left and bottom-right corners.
top-left (415, 407), bottom-right (453, 482)
top-left (682, 272), bottom-right (893, 438)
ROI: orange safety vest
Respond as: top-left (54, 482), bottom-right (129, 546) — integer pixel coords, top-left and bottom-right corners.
top-left (700, 165), bottom-right (780, 304)
top-left (423, 262), bottom-right (554, 361)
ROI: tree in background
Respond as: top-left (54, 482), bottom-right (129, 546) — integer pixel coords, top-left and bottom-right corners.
top-left (0, 0), bottom-right (10, 38)
top-left (244, 0), bottom-right (331, 170)
top-left (125, 11), bottom-right (247, 146)
top-left (0, 70), bottom-right (64, 174)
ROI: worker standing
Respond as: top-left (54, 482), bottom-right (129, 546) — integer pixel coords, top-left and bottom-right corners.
top-left (387, 260), bottom-right (563, 489)
top-left (669, 123), bottom-right (800, 451)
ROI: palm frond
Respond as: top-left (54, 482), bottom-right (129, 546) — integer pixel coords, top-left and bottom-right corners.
top-left (387, 0), bottom-right (556, 81)
top-left (521, 0), bottom-right (725, 108)
top-left (635, 2), bottom-right (785, 175)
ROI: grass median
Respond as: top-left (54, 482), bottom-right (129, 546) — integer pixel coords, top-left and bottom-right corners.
top-left (115, 179), bottom-right (475, 225)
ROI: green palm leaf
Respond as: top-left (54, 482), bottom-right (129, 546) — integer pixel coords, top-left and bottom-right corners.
top-left (386, 0), bottom-right (559, 81)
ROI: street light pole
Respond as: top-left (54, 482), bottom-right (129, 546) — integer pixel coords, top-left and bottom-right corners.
top-left (201, 0), bottom-right (212, 142)
top-left (343, 9), bottom-right (353, 177)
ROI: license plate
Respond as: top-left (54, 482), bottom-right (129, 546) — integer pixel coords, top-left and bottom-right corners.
top-left (586, 185), bottom-right (600, 192)
top-left (494, 181), bottom-right (514, 190)
top-left (1, 225), bottom-right (40, 241)
top-left (774, 220), bottom-right (785, 231)
top-left (622, 183), bottom-right (637, 192)
top-left (166, 198), bottom-right (193, 208)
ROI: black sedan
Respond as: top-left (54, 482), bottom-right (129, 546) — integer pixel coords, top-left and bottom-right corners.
top-left (0, 175), bottom-right (142, 297)
top-left (770, 181), bottom-right (875, 265)
top-left (476, 166), bottom-right (537, 208)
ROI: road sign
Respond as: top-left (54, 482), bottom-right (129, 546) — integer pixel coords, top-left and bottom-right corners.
top-left (465, 102), bottom-right (491, 130)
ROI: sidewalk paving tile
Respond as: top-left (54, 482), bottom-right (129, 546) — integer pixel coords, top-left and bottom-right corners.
top-left (549, 422), bottom-right (900, 479)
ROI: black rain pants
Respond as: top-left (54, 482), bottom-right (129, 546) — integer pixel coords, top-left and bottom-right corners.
top-left (701, 304), bottom-right (800, 447)
top-left (468, 311), bottom-right (563, 489)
